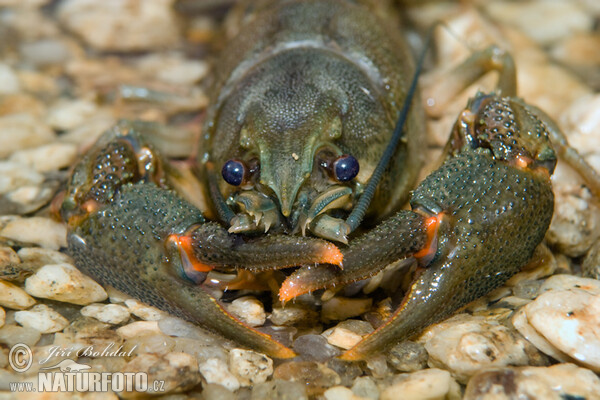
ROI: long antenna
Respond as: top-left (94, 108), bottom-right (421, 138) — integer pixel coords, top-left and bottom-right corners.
top-left (345, 25), bottom-right (434, 232)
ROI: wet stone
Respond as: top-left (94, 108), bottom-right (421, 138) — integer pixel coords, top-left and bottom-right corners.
top-left (0, 279), bottom-right (36, 309)
top-left (227, 296), bottom-right (266, 327)
top-left (14, 304), bottom-right (69, 333)
top-left (251, 379), bottom-right (307, 400)
top-left (365, 354), bottom-right (391, 379)
top-left (270, 304), bottom-right (318, 326)
top-left (323, 319), bottom-right (374, 350)
top-left (321, 297), bottom-right (372, 322)
top-left (0, 307), bottom-right (4, 328)
top-left (201, 383), bottom-right (236, 400)
top-left (0, 324), bottom-right (41, 347)
top-left (323, 386), bottom-right (361, 400)
top-left (80, 303), bottom-right (130, 325)
top-left (583, 238), bottom-right (600, 279)
top-left (9, 143), bottom-right (78, 173)
top-left (24, 263), bottom-right (107, 305)
top-left (380, 368), bottom-right (460, 400)
top-left (273, 361), bottom-right (341, 396)
top-left (172, 338), bottom-right (228, 364)
top-left (17, 247), bottom-right (72, 269)
top-left (124, 299), bottom-right (163, 321)
top-left (538, 273), bottom-right (600, 295)
top-left (0, 63), bottom-right (20, 95)
top-left (116, 321), bottom-right (161, 339)
top-left (158, 316), bottom-right (225, 346)
top-left (293, 334), bottom-right (341, 362)
top-left (0, 113), bottom-right (55, 158)
top-left (327, 358), bottom-right (363, 387)
top-left (256, 325), bottom-right (296, 348)
top-left (387, 340), bottom-right (428, 372)
top-left (199, 358), bottom-right (240, 392)
top-left (60, 317), bottom-right (122, 349)
top-left (0, 217), bottom-right (67, 250)
top-left (123, 333), bottom-right (175, 357)
top-left (45, 99), bottom-right (98, 131)
top-left (228, 348), bottom-right (273, 387)
top-left (351, 376), bottom-right (379, 400)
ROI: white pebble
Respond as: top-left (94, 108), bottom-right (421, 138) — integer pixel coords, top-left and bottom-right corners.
top-left (227, 296), bottom-right (266, 327)
top-left (81, 303), bottom-right (130, 325)
top-left (228, 348), bottom-right (273, 386)
top-left (380, 368), bottom-right (456, 400)
top-left (539, 274), bottom-right (600, 295)
top-left (46, 99), bottom-right (98, 131)
top-left (525, 288), bottom-right (600, 371)
top-left (0, 113), bottom-right (55, 158)
top-left (0, 279), bottom-right (36, 310)
top-left (10, 143), bottom-right (78, 172)
top-left (0, 217), bottom-right (67, 250)
top-left (0, 307), bottom-right (5, 328)
top-left (124, 299), bottom-right (164, 321)
top-left (116, 321), bottom-right (161, 339)
top-left (14, 304), bottom-right (68, 333)
top-left (199, 358), bottom-right (240, 392)
top-left (0, 162), bottom-right (44, 194)
top-left (324, 386), bottom-right (362, 400)
top-left (321, 297), bottom-right (372, 322)
top-left (324, 327), bottom-right (364, 350)
top-left (25, 263), bottom-right (107, 305)
top-left (17, 247), bottom-right (72, 266)
top-left (0, 63), bottom-right (20, 95)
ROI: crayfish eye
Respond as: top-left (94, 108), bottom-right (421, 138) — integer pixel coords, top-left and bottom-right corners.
top-left (333, 154), bottom-right (359, 182)
top-left (221, 159), bottom-right (246, 186)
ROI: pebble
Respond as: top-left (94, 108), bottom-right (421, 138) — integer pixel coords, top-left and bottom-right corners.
top-left (80, 303), bottom-right (130, 325)
top-left (387, 340), bottom-right (429, 372)
top-left (9, 143), bottom-right (78, 172)
top-left (158, 316), bottom-right (225, 346)
top-left (0, 279), bottom-right (36, 310)
top-left (137, 54), bottom-right (209, 86)
top-left (226, 296), bottom-right (266, 327)
top-left (293, 334), bottom-right (341, 362)
top-left (583, 239), bottom-right (600, 279)
top-left (0, 162), bottom-right (44, 194)
top-left (0, 63), bottom-right (20, 95)
top-left (270, 304), bottom-right (318, 326)
top-left (351, 376), bottom-right (379, 400)
top-left (365, 354), bottom-right (391, 379)
top-left (538, 273), bottom-right (600, 295)
top-left (523, 288), bottom-right (600, 371)
top-left (25, 263), bottom-right (107, 305)
top-left (172, 338), bottom-right (228, 364)
top-left (17, 247), bottom-right (72, 268)
top-left (321, 297), bottom-right (372, 322)
top-left (124, 299), bottom-right (163, 321)
top-left (59, 317), bottom-right (121, 349)
top-left (251, 379), bottom-right (307, 400)
top-left (124, 333), bottom-right (175, 357)
top-left (323, 320), bottom-right (374, 350)
top-left (380, 368), bottom-right (460, 400)
top-left (324, 386), bottom-right (364, 400)
top-left (228, 348), bottom-right (273, 386)
top-left (0, 217), bottom-right (67, 250)
top-left (116, 321), bottom-right (161, 339)
top-left (0, 324), bottom-right (41, 347)
top-left (464, 363), bottom-right (600, 400)
top-left (273, 361), bottom-right (341, 396)
top-left (201, 383), bottom-right (236, 400)
top-left (0, 113), bottom-right (55, 158)
top-left (199, 358), bottom-right (240, 392)
top-left (0, 307), bottom-right (4, 328)
top-left (421, 314), bottom-right (539, 383)
top-left (19, 38), bottom-right (72, 67)
top-left (123, 352), bottom-right (201, 395)
top-left (58, 0), bottom-right (180, 52)
top-left (14, 304), bottom-right (69, 333)
top-left (46, 99), bottom-right (98, 131)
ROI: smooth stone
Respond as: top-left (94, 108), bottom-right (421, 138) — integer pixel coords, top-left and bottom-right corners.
top-left (228, 348), bottom-right (273, 386)
top-left (293, 334), bottom-right (341, 362)
top-left (226, 296), bottom-right (266, 327)
top-left (380, 368), bottom-right (459, 400)
top-left (201, 383), bottom-right (236, 400)
top-left (80, 303), bottom-right (130, 325)
top-left (270, 304), bottom-right (318, 326)
top-left (0, 217), bottom-right (67, 250)
top-left (538, 274), bottom-right (600, 295)
top-left (14, 304), bottom-right (69, 333)
top-left (116, 321), bottom-right (161, 339)
top-left (323, 319), bottom-right (374, 350)
top-left (17, 247), bottom-right (72, 267)
top-left (0, 279), bottom-right (36, 310)
top-left (0, 113), bottom-right (55, 158)
top-left (464, 363), bottom-right (600, 400)
top-left (59, 317), bottom-right (122, 349)
top-left (158, 316), bottom-right (223, 346)
top-left (124, 299), bottom-right (163, 321)
top-left (351, 376), bottom-right (379, 400)
top-left (0, 247), bottom-right (20, 269)
top-left (25, 263), bottom-right (107, 305)
top-left (583, 239), bottom-right (600, 279)
top-left (273, 361), bottom-right (341, 396)
top-left (0, 324), bottom-right (41, 347)
top-left (251, 379), bottom-right (307, 400)
top-left (321, 297), bottom-right (372, 322)
top-left (387, 340), bottom-right (428, 372)
top-left (0, 63), bottom-right (20, 95)
top-left (123, 352), bottom-right (200, 395)
top-left (46, 99), bottom-right (98, 131)
top-left (0, 308), bottom-right (4, 328)
top-left (324, 386), bottom-right (364, 400)
top-left (512, 307), bottom-right (570, 363)
top-left (123, 334), bottom-right (175, 357)
top-left (9, 143), bottom-right (78, 172)
top-left (19, 39), bottom-right (71, 66)
top-left (0, 162), bottom-right (43, 195)
top-left (199, 358), bottom-right (240, 392)
top-left (172, 338), bottom-right (228, 363)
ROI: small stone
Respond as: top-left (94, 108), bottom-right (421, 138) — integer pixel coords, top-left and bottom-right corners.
top-left (365, 354), bottom-right (390, 379)
top-left (59, 317), bottom-right (122, 350)
top-left (0, 307), bottom-right (5, 328)
top-left (324, 386), bottom-right (362, 400)
top-left (538, 274), bottom-right (600, 295)
top-left (0, 217), bottom-right (67, 250)
top-left (421, 314), bottom-right (537, 383)
top-left (0, 279), bottom-right (36, 310)
top-left (321, 297), bottom-right (372, 322)
top-left (0, 162), bottom-right (43, 195)
top-left (172, 338), bottom-right (228, 363)
top-left (0, 113), bottom-right (55, 158)
top-left (58, 0), bottom-right (180, 52)
top-left (380, 368), bottom-right (457, 400)
top-left (273, 361), bottom-right (341, 396)
top-left (0, 63), bottom-right (20, 95)
top-left (387, 340), bottom-right (428, 372)
top-left (351, 376), bottom-right (379, 400)
top-left (123, 334), bottom-right (175, 357)
top-left (14, 304), bottom-right (69, 333)
top-left (17, 247), bottom-right (72, 267)
top-left (158, 316), bottom-right (223, 346)
top-left (524, 288), bottom-right (600, 371)
top-left (228, 348), bottom-right (273, 386)
top-left (0, 247), bottom-right (20, 269)
top-left (19, 39), bottom-right (71, 67)
top-left (199, 358), bottom-right (240, 392)
top-left (25, 263), bottom-right (107, 305)
top-left (9, 143), bottom-right (78, 172)
top-left (46, 99), bottom-right (98, 131)
top-left (464, 364), bottom-right (600, 400)
top-left (323, 319), bottom-right (374, 350)
top-left (293, 334), bottom-right (341, 362)
top-left (123, 352), bottom-right (201, 395)
top-left (251, 379), bottom-right (307, 400)
top-left (327, 358), bottom-right (362, 387)
top-left (116, 321), bottom-right (161, 339)
top-left (81, 303), bottom-right (130, 325)
top-left (0, 324), bottom-right (41, 347)
top-left (124, 299), bottom-right (163, 321)
top-left (270, 304), bottom-right (318, 326)
top-left (201, 383), bottom-right (236, 400)
top-left (256, 325), bottom-right (296, 348)
top-left (226, 296), bottom-right (266, 327)
top-left (583, 239), bottom-right (600, 279)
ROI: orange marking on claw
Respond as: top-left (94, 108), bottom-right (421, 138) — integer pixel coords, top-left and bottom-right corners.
top-left (167, 233), bottom-right (214, 273)
top-left (413, 213), bottom-right (442, 263)
top-left (320, 244), bottom-right (344, 268)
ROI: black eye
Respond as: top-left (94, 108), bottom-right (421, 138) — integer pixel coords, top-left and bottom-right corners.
top-left (333, 155), bottom-right (359, 182)
top-left (222, 159), bottom-right (246, 186)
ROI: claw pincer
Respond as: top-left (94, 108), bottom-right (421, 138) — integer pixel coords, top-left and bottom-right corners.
top-left (62, 124), bottom-right (341, 358)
